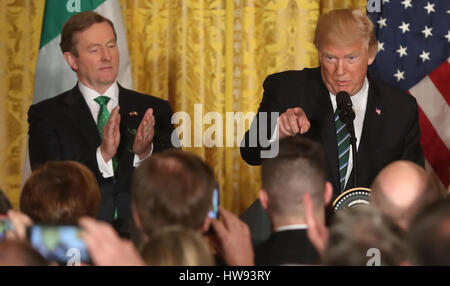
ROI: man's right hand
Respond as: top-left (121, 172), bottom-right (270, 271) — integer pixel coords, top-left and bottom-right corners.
top-left (100, 105), bottom-right (121, 163)
top-left (278, 107), bottom-right (311, 139)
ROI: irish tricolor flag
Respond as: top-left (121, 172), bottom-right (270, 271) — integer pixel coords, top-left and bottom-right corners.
top-left (22, 0), bottom-right (133, 185)
top-left (33, 0), bottom-right (133, 104)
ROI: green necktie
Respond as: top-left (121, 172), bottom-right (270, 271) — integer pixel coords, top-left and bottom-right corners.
top-left (94, 96), bottom-right (119, 221)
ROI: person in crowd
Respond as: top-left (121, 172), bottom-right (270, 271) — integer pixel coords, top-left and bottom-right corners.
top-left (408, 197), bottom-right (450, 266)
top-left (0, 240), bottom-right (49, 266)
top-left (326, 206), bottom-right (407, 266)
top-left (131, 149), bottom-right (254, 266)
top-left (254, 135), bottom-right (333, 265)
top-left (141, 225), bottom-right (215, 266)
top-left (371, 160), bottom-right (440, 230)
top-left (20, 160), bottom-right (101, 224)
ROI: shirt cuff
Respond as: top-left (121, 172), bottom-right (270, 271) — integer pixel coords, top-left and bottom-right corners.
top-left (133, 143), bottom-right (153, 167)
top-left (96, 147), bottom-right (114, 178)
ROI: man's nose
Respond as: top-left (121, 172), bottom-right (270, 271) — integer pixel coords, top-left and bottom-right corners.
top-left (101, 47), bottom-right (111, 61)
top-left (336, 60), bottom-right (346, 76)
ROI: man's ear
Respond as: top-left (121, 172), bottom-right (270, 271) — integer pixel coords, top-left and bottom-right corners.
top-left (64, 51), bottom-right (78, 71)
top-left (259, 189), bottom-right (269, 211)
top-left (131, 203), bottom-right (143, 230)
top-left (324, 181), bottom-right (333, 205)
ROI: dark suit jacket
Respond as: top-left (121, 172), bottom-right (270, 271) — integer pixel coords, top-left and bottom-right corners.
top-left (254, 229), bottom-right (320, 266)
top-left (28, 83), bottom-right (176, 229)
top-left (240, 67), bottom-right (424, 199)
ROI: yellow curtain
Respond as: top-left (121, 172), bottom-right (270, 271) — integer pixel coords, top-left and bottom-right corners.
top-left (0, 0), bottom-right (45, 207)
top-left (0, 0), bottom-right (366, 213)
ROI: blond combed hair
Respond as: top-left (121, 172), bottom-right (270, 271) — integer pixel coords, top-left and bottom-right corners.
top-left (314, 9), bottom-right (378, 57)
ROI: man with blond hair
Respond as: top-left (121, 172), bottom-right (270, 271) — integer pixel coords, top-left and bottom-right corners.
top-left (241, 9), bottom-right (424, 199)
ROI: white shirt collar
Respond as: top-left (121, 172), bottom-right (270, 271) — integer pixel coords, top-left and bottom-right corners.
top-left (275, 224), bottom-right (308, 232)
top-left (78, 81), bottom-right (119, 104)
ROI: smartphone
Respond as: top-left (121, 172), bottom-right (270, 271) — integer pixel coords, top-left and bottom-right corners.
top-left (208, 188), bottom-right (220, 219)
top-left (0, 216), bottom-right (14, 240)
top-left (27, 225), bottom-right (90, 264)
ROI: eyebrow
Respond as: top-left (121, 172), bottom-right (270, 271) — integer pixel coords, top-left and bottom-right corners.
top-left (87, 39), bottom-right (117, 48)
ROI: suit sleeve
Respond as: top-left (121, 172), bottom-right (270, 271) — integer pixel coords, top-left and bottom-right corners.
top-left (27, 104), bottom-right (62, 170)
top-left (154, 101), bottom-right (179, 152)
top-left (401, 97), bottom-right (425, 167)
top-left (240, 74), bottom-right (285, 166)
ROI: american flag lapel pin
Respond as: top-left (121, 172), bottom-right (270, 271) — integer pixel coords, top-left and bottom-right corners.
top-left (375, 108), bottom-right (381, 116)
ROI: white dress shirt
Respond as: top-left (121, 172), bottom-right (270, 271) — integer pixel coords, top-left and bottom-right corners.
top-left (78, 81), bottom-right (152, 178)
top-left (329, 77), bottom-right (369, 188)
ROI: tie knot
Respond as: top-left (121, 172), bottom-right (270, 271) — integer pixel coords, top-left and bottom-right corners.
top-left (94, 96), bottom-right (111, 107)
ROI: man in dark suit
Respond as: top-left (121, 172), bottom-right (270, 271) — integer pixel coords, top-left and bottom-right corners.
top-left (254, 135), bottom-right (332, 265)
top-left (27, 12), bottom-right (176, 233)
top-left (240, 9), bottom-right (424, 200)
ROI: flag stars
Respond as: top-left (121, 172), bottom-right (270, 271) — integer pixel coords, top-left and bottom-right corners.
top-left (422, 25), bottom-right (433, 39)
top-left (445, 31), bottom-right (450, 43)
top-left (419, 50), bottom-right (431, 62)
top-left (396, 45), bottom-right (408, 58)
top-left (382, 0), bottom-right (390, 4)
top-left (401, 0), bottom-right (413, 9)
top-left (399, 21), bottom-right (410, 34)
top-left (424, 2), bottom-right (435, 14)
top-left (378, 41), bottom-right (385, 52)
top-left (394, 69), bottom-right (406, 82)
top-left (377, 17), bottom-right (387, 29)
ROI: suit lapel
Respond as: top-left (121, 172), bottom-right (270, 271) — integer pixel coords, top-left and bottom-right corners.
top-left (117, 85), bottom-right (142, 170)
top-left (65, 85), bottom-right (101, 150)
top-left (312, 77), bottom-right (340, 194)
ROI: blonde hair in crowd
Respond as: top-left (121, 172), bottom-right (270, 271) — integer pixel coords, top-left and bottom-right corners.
top-left (141, 225), bottom-right (215, 266)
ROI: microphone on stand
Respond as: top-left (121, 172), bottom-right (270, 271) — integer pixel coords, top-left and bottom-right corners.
top-left (336, 91), bottom-right (358, 189)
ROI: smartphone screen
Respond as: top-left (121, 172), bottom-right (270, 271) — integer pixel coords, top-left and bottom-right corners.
top-left (208, 188), bottom-right (220, 219)
top-left (0, 217), bottom-right (13, 240)
top-left (27, 225), bottom-right (90, 264)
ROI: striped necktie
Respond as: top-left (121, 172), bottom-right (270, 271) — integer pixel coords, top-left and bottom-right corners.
top-left (335, 110), bottom-right (350, 192)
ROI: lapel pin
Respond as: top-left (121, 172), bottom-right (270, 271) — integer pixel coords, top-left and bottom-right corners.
top-left (375, 108), bottom-right (381, 116)
top-left (129, 111), bottom-right (138, 116)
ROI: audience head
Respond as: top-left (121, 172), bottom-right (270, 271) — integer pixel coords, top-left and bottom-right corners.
top-left (131, 149), bottom-right (216, 236)
top-left (141, 225), bottom-right (215, 266)
top-left (260, 135), bottom-right (332, 226)
top-left (326, 206), bottom-right (407, 266)
top-left (408, 197), bottom-right (450, 266)
top-left (371, 160), bottom-right (439, 230)
top-left (0, 190), bottom-right (12, 215)
top-left (0, 240), bottom-right (48, 266)
top-left (20, 161), bottom-right (101, 224)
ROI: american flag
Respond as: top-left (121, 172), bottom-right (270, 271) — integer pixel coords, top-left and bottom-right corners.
top-left (368, 0), bottom-right (449, 189)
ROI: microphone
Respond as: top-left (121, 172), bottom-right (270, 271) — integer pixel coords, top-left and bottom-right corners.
top-left (336, 91), bottom-right (358, 191)
top-left (336, 91), bottom-right (355, 124)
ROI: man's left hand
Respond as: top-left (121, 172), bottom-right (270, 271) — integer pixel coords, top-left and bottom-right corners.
top-left (133, 108), bottom-right (155, 159)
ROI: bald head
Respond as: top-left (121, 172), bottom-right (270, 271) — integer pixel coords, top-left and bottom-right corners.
top-left (371, 161), bottom-right (438, 230)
